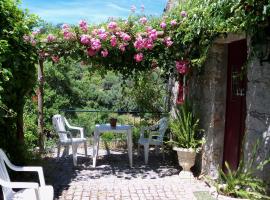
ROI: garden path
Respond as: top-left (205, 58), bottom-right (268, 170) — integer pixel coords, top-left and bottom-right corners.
top-left (41, 146), bottom-right (223, 200)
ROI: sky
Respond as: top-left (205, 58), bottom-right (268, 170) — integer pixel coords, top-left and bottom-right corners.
top-left (21, 0), bottom-right (168, 25)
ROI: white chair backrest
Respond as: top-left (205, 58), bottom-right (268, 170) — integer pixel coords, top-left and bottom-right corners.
top-left (158, 117), bottom-right (168, 139)
top-left (0, 149), bottom-right (14, 199)
top-left (52, 114), bottom-right (68, 141)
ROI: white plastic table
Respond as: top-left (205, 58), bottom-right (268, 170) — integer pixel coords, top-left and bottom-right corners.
top-left (92, 124), bottom-right (133, 167)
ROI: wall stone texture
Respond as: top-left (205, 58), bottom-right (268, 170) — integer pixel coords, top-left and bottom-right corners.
top-left (245, 55), bottom-right (270, 183)
top-left (190, 43), bottom-right (228, 178)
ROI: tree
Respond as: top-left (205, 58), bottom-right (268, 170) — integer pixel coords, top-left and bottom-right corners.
top-left (0, 0), bottom-right (38, 162)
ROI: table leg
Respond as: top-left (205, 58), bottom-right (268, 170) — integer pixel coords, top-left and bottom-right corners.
top-left (92, 131), bottom-right (99, 167)
top-left (127, 129), bottom-right (133, 167)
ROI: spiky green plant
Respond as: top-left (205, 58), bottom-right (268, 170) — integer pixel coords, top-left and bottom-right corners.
top-left (169, 101), bottom-right (203, 149)
top-left (216, 141), bottom-right (270, 199)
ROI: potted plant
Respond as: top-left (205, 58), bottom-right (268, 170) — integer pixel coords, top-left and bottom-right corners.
top-left (109, 113), bottom-right (118, 128)
top-left (169, 101), bottom-right (203, 175)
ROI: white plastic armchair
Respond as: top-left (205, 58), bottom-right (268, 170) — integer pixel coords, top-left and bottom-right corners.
top-left (52, 114), bottom-right (87, 166)
top-left (0, 149), bottom-right (53, 200)
top-left (138, 117), bottom-right (168, 164)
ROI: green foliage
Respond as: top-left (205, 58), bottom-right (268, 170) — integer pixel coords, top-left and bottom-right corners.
top-left (0, 0), bottom-right (38, 162)
top-left (169, 101), bottom-right (203, 149)
top-left (216, 142), bottom-right (270, 199)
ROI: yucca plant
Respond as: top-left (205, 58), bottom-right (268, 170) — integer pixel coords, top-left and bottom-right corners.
top-left (169, 101), bottom-right (203, 149)
top-left (216, 141), bottom-right (270, 199)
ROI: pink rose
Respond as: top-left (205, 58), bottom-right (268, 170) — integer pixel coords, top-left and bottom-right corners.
top-left (144, 38), bottom-right (154, 50)
top-left (101, 49), bottom-right (108, 57)
top-left (90, 38), bottom-right (101, 50)
top-left (108, 21), bottom-right (117, 30)
top-left (80, 34), bottom-right (90, 45)
top-left (164, 37), bottom-right (173, 47)
top-left (176, 60), bottom-right (189, 74)
top-left (79, 20), bottom-right (88, 32)
top-left (62, 24), bottom-right (70, 30)
top-left (134, 53), bottom-right (144, 62)
top-left (181, 11), bottom-right (187, 17)
top-left (51, 55), bottom-right (60, 63)
top-left (119, 44), bottom-right (126, 52)
top-left (131, 5), bottom-right (136, 13)
top-left (134, 36), bottom-right (145, 50)
top-left (63, 30), bottom-right (75, 40)
top-left (120, 32), bottom-right (131, 41)
top-left (47, 34), bottom-right (56, 42)
top-left (139, 17), bottom-right (147, 25)
top-left (23, 35), bottom-right (31, 42)
top-left (160, 22), bottom-right (166, 29)
top-left (87, 48), bottom-right (96, 56)
top-left (148, 29), bottom-right (158, 41)
top-left (110, 35), bottom-right (117, 47)
top-left (32, 29), bottom-right (40, 35)
top-left (170, 19), bottom-right (177, 26)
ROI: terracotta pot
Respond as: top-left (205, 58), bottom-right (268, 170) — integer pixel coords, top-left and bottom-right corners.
top-left (110, 118), bottom-right (117, 127)
top-left (173, 147), bottom-right (196, 171)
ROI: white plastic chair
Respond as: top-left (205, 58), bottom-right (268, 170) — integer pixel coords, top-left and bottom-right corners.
top-left (138, 117), bottom-right (168, 164)
top-left (0, 148), bottom-right (54, 200)
top-left (52, 114), bottom-right (87, 166)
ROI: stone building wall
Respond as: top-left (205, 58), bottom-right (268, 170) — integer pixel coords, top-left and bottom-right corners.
top-left (245, 55), bottom-right (270, 182)
top-left (190, 42), bottom-right (228, 178)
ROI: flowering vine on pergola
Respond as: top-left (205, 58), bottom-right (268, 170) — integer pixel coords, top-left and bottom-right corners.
top-left (23, 8), bottom-right (195, 151)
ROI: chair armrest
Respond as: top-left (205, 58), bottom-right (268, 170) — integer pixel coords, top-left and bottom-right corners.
top-left (58, 131), bottom-right (73, 140)
top-left (7, 166), bottom-right (46, 187)
top-left (68, 127), bottom-right (84, 138)
top-left (0, 179), bottom-right (39, 189)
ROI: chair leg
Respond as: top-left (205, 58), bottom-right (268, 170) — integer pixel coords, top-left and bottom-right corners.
top-left (144, 143), bottom-right (149, 165)
top-left (137, 143), bottom-right (140, 156)
top-left (72, 144), bottom-right (78, 166)
top-left (57, 143), bottom-right (61, 158)
top-left (84, 141), bottom-right (87, 157)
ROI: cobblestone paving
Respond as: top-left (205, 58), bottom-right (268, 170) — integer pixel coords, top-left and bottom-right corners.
top-left (43, 147), bottom-right (217, 200)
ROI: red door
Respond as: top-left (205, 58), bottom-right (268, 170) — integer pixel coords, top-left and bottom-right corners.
top-left (223, 39), bottom-right (247, 171)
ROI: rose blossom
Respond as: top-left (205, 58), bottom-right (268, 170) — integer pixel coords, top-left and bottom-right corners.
top-left (176, 60), bottom-right (189, 74)
top-left (139, 17), bottom-right (147, 25)
top-left (134, 53), bottom-right (144, 62)
top-left (164, 37), bottom-right (173, 47)
top-left (148, 29), bottom-right (158, 40)
top-left (87, 48), bottom-right (96, 56)
top-left (47, 34), bottom-right (56, 42)
top-left (160, 21), bottom-right (166, 29)
top-left (90, 38), bottom-right (101, 50)
top-left (120, 32), bottom-right (131, 41)
top-left (119, 44), bottom-right (126, 52)
top-left (62, 24), bottom-right (70, 30)
top-left (134, 36), bottom-right (145, 50)
top-left (181, 11), bottom-right (187, 17)
top-left (144, 38), bottom-right (154, 50)
top-left (32, 29), bottom-right (40, 35)
top-left (51, 55), bottom-right (60, 63)
top-left (131, 5), bottom-right (136, 13)
top-left (108, 21), bottom-right (117, 30)
top-left (101, 49), bottom-right (108, 57)
top-left (23, 35), bottom-right (31, 42)
top-left (110, 35), bottom-right (117, 47)
top-left (79, 20), bottom-right (88, 32)
top-left (170, 19), bottom-right (177, 26)
top-left (80, 34), bottom-right (90, 45)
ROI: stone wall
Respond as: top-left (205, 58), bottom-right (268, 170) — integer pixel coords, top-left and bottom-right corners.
top-left (190, 42), bottom-right (228, 177)
top-left (245, 54), bottom-right (270, 182)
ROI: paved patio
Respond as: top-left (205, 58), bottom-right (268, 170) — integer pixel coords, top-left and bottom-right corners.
top-left (41, 146), bottom-right (219, 200)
